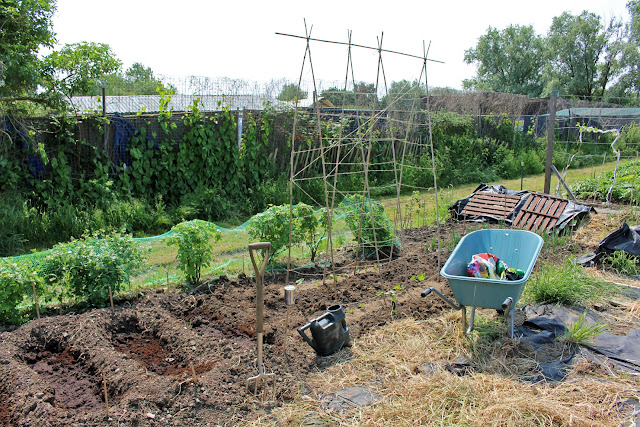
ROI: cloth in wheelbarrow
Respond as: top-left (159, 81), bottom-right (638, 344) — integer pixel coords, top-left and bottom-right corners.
top-left (467, 253), bottom-right (524, 281)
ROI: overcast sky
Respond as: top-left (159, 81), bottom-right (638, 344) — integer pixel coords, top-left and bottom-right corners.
top-left (52, 0), bottom-right (631, 91)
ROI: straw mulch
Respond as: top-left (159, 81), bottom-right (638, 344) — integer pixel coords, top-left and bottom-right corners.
top-left (252, 312), bottom-right (638, 427)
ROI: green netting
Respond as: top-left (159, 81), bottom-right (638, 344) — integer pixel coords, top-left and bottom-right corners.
top-left (1, 201), bottom-right (401, 317)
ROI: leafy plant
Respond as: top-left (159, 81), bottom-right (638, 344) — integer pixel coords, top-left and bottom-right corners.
top-left (40, 231), bottom-right (145, 306)
top-left (338, 194), bottom-right (396, 257)
top-left (560, 311), bottom-right (608, 346)
top-left (166, 220), bottom-right (221, 286)
top-left (0, 261), bottom-right (43, 324)
top-left (246, 203), bottom-right (329, 263)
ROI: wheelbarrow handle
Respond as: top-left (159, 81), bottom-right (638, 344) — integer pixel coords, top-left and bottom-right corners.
top-left (421, 288), bottom-right (433, 298)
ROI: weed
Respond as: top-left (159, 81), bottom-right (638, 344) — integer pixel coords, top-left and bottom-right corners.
top-left (523, 258), bottom-right (615, 305)
top-left (603, 250), bottom-right (639, 276)
top-left (543, 230), bottom-right (570, 248)
top-left (560, 311), bottom-right (608, 346)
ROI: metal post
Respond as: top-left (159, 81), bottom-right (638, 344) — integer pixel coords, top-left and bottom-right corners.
top-left (544, 90), bottom-right (558, 194)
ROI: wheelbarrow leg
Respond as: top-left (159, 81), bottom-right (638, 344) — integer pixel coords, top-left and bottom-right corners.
top-left (502, 297), bottom-right (514, 338)
top-left (466, 306), bottom-right (476, 334)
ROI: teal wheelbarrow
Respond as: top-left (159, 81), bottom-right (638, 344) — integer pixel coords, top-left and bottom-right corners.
top-left (422, 229), bottom-right (543, 337)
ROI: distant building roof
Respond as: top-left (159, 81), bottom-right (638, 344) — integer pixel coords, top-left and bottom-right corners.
top-left (69, 94), bottom-right (280, 114)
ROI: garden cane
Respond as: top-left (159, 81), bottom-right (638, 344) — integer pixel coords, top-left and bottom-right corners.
top-left (246, 242), bottom-right (276, 401)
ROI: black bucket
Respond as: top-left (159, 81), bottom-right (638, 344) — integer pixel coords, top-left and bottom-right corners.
top-left (297, 305), bottom-right (351, 356)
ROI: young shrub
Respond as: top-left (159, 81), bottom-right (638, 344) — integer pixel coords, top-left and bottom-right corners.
top-left (338, 194), bottom-right (396, 257)
top-left (40, 232), bottom-right (145, 306)
top-left (246, 203), bottom-right (327, 263)
top-left (0, 261), bottom-right (43, 324)
top-left (166, 220), bottom-right (221, 286)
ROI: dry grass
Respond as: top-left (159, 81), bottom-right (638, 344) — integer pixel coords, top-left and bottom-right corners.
top-left (249, 313), bottom-right (638, 427)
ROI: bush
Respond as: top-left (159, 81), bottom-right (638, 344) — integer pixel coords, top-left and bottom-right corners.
top-left (166, 220), bottom-right (221, 286)
top-left (338, 194), bottom-right (396, 257)
top-left (180, 186), bottom-right (232, 222)
top-left (246, 203), bottom-right (327, 262)
top-left (0, 261), bottom-right (43, 324)
top-left (40, 232), bottom-right (146, 306)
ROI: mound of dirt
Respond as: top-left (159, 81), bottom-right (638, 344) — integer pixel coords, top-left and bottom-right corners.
top-left (0, 224), bottom-right (458, 426)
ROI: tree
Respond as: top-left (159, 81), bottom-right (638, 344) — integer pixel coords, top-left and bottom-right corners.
top-left (0, 0), bottom-right (56, 106)
top-left (320, 82), bottom-right (378, 109)
top-left (88, 62), bottom-right (176, 95)
top-left (381, 79), bottom-right (427, 111)
top-left (609, 1), bottom-right (640, 99)
top-left (464, 25), bottom-right (544, 97)
top-left (43, 41), bottom-right (122, 98)
top-left (277, 83), bottom-right (307, 102)
top-left (320, 87), bottom-right (349, 107)
top-left (544, 11), bottom-right (623, 98)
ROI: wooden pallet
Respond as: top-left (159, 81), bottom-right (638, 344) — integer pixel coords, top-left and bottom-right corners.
top-left (512, 193), bottom-right (568, 233)
top-left (460, 192), bottom-right (522, 221)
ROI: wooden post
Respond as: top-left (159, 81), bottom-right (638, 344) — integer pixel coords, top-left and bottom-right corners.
top-left (544, 90), bottom-right (558, 194)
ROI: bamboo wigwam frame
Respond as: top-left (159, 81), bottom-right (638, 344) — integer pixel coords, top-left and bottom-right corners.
top-left (278, 24), bottom-right (445, 292)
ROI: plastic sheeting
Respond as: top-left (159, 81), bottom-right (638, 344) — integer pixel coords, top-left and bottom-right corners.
top-left (578, 222), bottom-right (640, 266)
top-left (450, 183), bottom-right (593, 232)
top-left (517, 302), bottom-right (640, 382)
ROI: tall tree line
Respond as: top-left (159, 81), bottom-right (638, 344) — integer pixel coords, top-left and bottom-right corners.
top-left (464, 2), bottom-right (640, 101)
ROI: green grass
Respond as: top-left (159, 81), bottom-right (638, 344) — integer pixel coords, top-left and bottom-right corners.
top-left (603, 250), bottom-right (640, 277)
top-left (522, 258), bottom-right (616, 306)
top-left (560, 311), bottom-right (608, 346)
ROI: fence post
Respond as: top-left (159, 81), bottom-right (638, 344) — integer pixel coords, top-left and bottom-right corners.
top-left (102, 87), bottom-right (108, 153)
top-left (544, 90), bottom-right (558, 194)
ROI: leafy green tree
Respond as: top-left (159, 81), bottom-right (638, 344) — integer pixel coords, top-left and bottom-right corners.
top-left (89, 62), bottom-right (176, 95)
top-left (43, 41), bottom-right (122, 97)
top-left (320, 82), bottom-right (378, 109)
top-left (0, 0), bottom-right (56, 107)
top-left (381, 79), bottom-right (427, 111)
top-left (464, 25), bottom-right (544, 97)
top-left (320, 86), bottom-right (350, 107)
top-left (353, 82), bottom-right (378, 108)
top-left (609, 1), bottom-right (640, 99)
top-left (277, 83), bottom-right (307, 101)
top-left (544, 11), bottom-right (623, 98)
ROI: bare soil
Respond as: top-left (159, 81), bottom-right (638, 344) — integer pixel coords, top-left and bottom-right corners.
top-left (0, 215), bottom-right (636, 426)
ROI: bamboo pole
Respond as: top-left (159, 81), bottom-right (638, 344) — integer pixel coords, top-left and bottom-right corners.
top-left (108, 286), bottom-right (114, 314)
top-left (31, 281), bottom-right (40, 320)
top-left (423, 41), bottom-right (441, 272)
